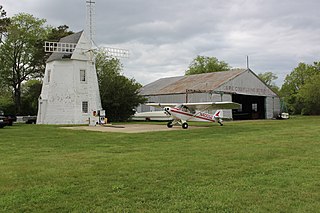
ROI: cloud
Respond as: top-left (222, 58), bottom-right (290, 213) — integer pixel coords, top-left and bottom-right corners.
top-left (2, 0), bottom-right (320, 85)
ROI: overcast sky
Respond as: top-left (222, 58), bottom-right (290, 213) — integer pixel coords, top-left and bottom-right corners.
top-left (3, 0), bottom-right (320, 85)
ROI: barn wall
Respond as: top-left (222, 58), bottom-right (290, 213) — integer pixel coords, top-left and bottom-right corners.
top-left (216, 70), bottom-right (280, 119)
top-left (265, 96), bottom-right (281, 119)
top-left (216, 70), bottom-right (277, 97)
top-left (138, 93), bottom-right (233, 119)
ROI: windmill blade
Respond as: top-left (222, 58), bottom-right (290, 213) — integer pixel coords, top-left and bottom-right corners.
top-left (44, 41), bottom-right (77, 54)
top-left (103, 47), bottom-right (129, 58)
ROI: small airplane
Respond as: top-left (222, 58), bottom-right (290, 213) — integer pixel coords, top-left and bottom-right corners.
top-left (147, 101), bottom-right (241, 129)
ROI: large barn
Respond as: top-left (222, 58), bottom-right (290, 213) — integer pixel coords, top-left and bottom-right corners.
top-left (137, 69), bottom-right (280, 120)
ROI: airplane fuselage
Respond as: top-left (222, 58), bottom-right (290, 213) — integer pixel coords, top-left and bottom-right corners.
top-left (168, 107), bottom-right (216, 122)
top-left (147, 101), bottom-right (239, 129)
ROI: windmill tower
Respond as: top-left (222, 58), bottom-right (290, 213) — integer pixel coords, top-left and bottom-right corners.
top-left (37, 1), bottom-right (128, 124)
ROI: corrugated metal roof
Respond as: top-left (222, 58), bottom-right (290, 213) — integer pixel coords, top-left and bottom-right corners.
top-left (47, 31), bottom-right (83, 63)
top-left (141, 69), bottom-right (247, 95)
top-left (140, 76), bottom-right (185, 95)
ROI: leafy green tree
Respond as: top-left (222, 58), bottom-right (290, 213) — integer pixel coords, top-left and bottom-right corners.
top-left (0, 13), bottom-right (48, 114)
top-left (258, 72), bottom-right (280, 93)
top-left (297, 74), bottom-right (320, 115)
top-left (96, 50), bottom-right (146, 122)
top-left (185, 55), bottom-right (230, 75)
top-left (0, 86), bottom-right (15, 114)
top-left (34, 25), bottom-right (74, 70)
top-left (21, 80), bottom-right (42, 115)
top-left (0, 5), bottom-right (10, 43)
top-left (44, 25), bottom-right (74, 62)
top-left (282, 63), bottom-right (318, 94)
top-left (281, 62), bottom-right (320, 114)
top-left (47, 25), bottom-right (74, 41)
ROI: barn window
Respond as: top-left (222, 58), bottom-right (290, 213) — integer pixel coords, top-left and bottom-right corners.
top-left (252, 103), bottom-right (258, 112)
top-left (82, 101), bottom-right (88, 113)
top-left (80, 69), bottom-right (86, 82)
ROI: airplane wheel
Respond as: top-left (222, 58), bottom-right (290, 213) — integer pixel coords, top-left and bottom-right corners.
top-left (167, 121), bottom-right (173, 128)
top-left (182, 123), bottom-right (188, 129)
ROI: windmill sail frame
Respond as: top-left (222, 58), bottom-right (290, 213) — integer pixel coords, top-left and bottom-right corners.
top-left (44, 41), bottom-right (77, 54)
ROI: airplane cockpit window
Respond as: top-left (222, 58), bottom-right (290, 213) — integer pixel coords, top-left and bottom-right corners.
top-left (182, 105), bottom-right (195, 114)
top-left (175, 104), bottom-right (195, 114)
top-left (175, 104), bottom-right (183, 109)
top-left (181, 105), bottom-right (188, 112)
top-left (189, 107), bottom-right (196, 114)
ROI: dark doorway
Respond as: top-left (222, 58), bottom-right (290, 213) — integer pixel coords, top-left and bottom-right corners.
top-left (232, 94), bottom-right (265, 120)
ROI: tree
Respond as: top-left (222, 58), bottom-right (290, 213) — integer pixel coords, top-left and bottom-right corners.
top-left (297, 74), bottom-right (320, 115)
top-left (280, 62), bottom-right (320, 114)
top-left (0, 86), bottom-right (15, 114)
top-left (42, 25), bottom-right (74, 61)
top-left (0, 13), bottom-right (48, 114)
top-left (96, 50), bottom-right (146, 122)
top-left (0, 5), bottom-right (10, 43)
top-left (32, 25), bottom-right (74, 79)
top-left (20, 80), bottom-right (42, 115)
top-left (258, 72), bottom-right (279, 93)
top-left (0, 6), bottom-right (12, 114)
top-left (185, 55), bottom-right (230, 75)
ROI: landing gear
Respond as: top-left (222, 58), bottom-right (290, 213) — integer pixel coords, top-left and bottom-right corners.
top-left (182, 122), bottom-right (189, 129)
top-left (218, 121), bottom-right (223, 126)
top-left (167, 120), bottom-right (189, 129)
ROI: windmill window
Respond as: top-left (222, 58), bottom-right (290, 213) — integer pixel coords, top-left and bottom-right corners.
top-left (47, 69), bottom-right (51, 83)
top-left (82, 101), bottom-right (88, 113)
top-left (80, 69), bottom-right (86, 82)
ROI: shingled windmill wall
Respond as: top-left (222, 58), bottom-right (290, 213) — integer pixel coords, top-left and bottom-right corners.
top-left (37, 32), bottom-right (102, 124)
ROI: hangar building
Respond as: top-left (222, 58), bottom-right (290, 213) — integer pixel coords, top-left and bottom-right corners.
top-left (137, 69), bottom-right (280, 120)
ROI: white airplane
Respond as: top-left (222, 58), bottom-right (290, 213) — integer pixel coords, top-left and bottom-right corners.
top-left (147, 102), bottom-right (241, 129)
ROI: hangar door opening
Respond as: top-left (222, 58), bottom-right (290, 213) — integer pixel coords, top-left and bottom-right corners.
top-left (232, 94), bottom-right (265, 120)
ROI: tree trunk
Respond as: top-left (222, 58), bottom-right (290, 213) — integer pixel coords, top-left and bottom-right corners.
top-left (14, 84), bottom-right (21, 114)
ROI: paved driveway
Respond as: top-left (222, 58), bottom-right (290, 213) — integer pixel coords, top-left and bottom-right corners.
top-left (62, 124), bottom-right (206, 133)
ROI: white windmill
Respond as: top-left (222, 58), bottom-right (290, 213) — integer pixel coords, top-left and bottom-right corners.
top-left (37, 0), bottom-right (128, 124)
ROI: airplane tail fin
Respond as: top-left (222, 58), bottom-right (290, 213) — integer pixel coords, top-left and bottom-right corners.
top-left (214, 110), bottom-right (223, 126)
top-left (214, 110), bottom-right (223, 118)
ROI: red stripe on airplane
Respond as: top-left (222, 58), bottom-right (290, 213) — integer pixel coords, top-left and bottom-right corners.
top-left (170, 109), bottom-right (215, 122)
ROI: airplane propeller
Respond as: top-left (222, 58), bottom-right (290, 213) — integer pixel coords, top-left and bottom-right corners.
top-left (164, 107), bottom-right (171, 116)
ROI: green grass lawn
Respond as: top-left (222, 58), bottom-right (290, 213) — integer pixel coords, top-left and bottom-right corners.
top-left (1, 117), bottom-right (320, 212)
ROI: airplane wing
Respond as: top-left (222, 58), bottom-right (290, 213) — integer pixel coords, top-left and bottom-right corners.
top-left (146, 101), bottom-right (240, 110)
top-left (183, 102), bottom-right (241, 110)
top-left (146, 103), bottom-right (178, 108)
